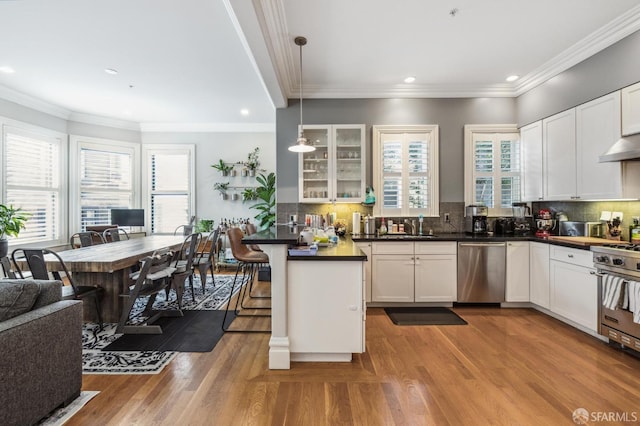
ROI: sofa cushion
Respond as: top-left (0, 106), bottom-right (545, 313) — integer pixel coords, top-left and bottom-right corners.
top-left (0, 281), bottom-right (41, 321)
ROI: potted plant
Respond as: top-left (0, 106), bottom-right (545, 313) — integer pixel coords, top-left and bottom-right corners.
top-left (245, 147), bottom-right (261, 177)
top-left (0, 204), bottom-right (30, 257)
top-left (211, 159), bottom-right (233, 177)
top-left (214, 182), bottom-right (230, 200)
top-left (250, 172), bottom-right (276, 230)
top-left (231, 191), bottom-right (240, 201)
top-left (196, 219), bottom-right (215, 233)
top-left (242, 187), bottom-right (258, 202)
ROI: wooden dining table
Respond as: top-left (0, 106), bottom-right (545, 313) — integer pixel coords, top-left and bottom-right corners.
top-left (39, 235), bottom-right (186, 322)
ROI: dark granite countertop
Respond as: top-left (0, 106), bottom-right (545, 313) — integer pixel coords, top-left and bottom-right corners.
top-left (242, 226), bottom-right (367, 260)
top-left (351, 233), bottom-right (596, 251)
top-left (288, 237), bottom-right (367, 261)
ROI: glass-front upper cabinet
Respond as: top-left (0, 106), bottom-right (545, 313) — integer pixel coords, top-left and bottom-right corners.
top-left (298, 124), bottom-right (365, 203)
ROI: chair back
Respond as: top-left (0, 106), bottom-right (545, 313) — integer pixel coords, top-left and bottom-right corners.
top-left (11, 248), bottom-right (77, 293)
top-left (174, 233), bottom-right (202, 271)
top-left (103, 227), bottom-right (130, 242)
top-left (194, 228), bottom-right (220, 263)
top-left (227, 227), bottom-right (253, 261)
top-left (1, 256), bottom-right (16, 279)
top-left (174, 225), bottom-right (194, 236)
top-left (245, 223), bottom-right (258, 235)
top-left (70, 231), bottom-right (105, 248)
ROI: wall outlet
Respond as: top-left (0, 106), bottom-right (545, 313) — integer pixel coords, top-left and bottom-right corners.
top-left (444, 213), bottom-right (450, 223)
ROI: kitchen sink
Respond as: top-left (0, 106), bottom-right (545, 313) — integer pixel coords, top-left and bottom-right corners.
top-left (376, 234), bottom-right (439, 240)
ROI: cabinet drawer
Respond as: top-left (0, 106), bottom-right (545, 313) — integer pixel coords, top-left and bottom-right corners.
top-left (372, 242), bottom-right (414, 255)
top-left (415, 241), bottom-right (457, 255)
top-left (550, 245), bottom-right (593, 268)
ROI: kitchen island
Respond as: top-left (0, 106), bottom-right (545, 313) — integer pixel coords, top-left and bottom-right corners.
top-left (243, 226), bottom-right (367, 369)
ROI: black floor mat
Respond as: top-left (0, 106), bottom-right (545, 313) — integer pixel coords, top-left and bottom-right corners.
top-left (104, 310), bottom-right (235, 352)
top-left (384, 307), bottom-right (467, 326)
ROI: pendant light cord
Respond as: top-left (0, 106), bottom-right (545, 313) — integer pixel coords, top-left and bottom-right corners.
top-left (294, 36), bottom-right (307, 138)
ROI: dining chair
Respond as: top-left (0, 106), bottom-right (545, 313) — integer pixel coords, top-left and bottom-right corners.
top-left (117, 248), bottom-right (180, 334)
top-left (170, 232), bottom-right (202, 308)
top-left (243, 223), bottom-right (270, 302)
top-left (103, 227), bottom-right (130, 242)
top-left (69, 230), bottom-right (105, 249)
top-left (221, 227), bottom-right (270, 332)
top-left (11, 248), bottom-right (104, 328)
top-left (192, 228), bottom-right (220, 291)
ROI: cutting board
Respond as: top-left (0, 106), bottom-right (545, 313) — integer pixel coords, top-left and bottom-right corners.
top-left (546, 236), bottom-right (611, 246)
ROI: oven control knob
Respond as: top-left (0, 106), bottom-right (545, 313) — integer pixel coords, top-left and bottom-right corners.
top-left (612, 258), bottom-right (625, 266)
top-left (595, 256), bottom-right (609, 263)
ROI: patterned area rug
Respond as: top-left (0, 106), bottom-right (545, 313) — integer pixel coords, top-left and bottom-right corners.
top-left (82, 274), bottom-right (244, 374)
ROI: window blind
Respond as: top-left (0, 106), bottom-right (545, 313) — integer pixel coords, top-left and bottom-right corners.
top-left (5, 133), bottom-right (61, 243)
top-left (149, 151), bottom-right (191, 234)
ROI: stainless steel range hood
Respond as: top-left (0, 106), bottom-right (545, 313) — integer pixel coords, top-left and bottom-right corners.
top-left (599, 133), bottom-right (640, 162)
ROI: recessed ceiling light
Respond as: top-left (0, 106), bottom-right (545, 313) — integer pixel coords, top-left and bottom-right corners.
top-left (0, 66), bottom-right (15, 74)
top-left (240, 109), bottom-right (250, 116)
top-left (404, 76), bottom-right (416, 84)
top-left (104, 68), bottom-right (118, 75)
top-left (506, 75), bottom-right (519, 82)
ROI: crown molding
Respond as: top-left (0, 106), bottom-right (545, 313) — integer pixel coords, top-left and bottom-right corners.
top-left (301, 83), bottom-right (517, 98)
top-left (0, 83), bottom-right (71, 119)
top-left (257, 2), bottom-right (640, 99)
top-left (514, 4), bottom-right (640, 96)
top-left (68, 112), bottom-right (141, 131)
top-left (139, 122), bottom-right (275, 133)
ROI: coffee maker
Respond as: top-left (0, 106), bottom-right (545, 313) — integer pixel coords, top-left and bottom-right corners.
top-left (512, 202), bottom-right (533, 236)
top-left (465, 205), bottom-right (488, 235)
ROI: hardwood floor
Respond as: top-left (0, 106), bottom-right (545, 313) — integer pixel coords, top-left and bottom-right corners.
top-left (71, 282), bottom-right (640, 425)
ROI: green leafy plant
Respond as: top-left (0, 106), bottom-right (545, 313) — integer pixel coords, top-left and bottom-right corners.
top-left (214, 182), bottom-right (230, 194)
top-left (211, 159), bottom-right (233, 175)
top-left (242, 187), bottom-right (258, 202)
top-left (0, 204), bottom-right (29, 240)
top-left (250, 172), bottom-right (276, 230)
top-left (196, 219), bottom-right (215, 233)
top-left (245, 147), bottom-right (261, 171)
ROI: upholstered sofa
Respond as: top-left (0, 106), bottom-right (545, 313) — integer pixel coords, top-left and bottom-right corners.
top-left (0, 279), bottom-right (83, 426)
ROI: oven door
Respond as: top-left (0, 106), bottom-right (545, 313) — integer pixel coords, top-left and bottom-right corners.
top-left (596, 269), bottom-right (640, 351)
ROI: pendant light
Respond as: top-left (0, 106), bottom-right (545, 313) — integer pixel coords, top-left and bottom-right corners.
top-left (288, 36), bottom-right (315, 153)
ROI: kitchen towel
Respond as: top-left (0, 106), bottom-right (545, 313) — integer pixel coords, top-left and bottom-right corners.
top-left (602, 275), bottom-right (626, 310)
top-left (628, 280), bottom-right (640, 324)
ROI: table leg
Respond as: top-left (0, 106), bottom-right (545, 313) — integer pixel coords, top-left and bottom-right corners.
top-left (73, 270), bottom-right (129, 323)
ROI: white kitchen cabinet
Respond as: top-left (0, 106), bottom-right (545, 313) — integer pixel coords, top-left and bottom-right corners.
top-left (371, 241), bottom-right (457, 302)
top-left (288, 260), bottom-right (364, 357)
top-left (576, 92), bottom-right (622, 200)
top-left (506, 241), bottom-right (529, 302)
top-left (371, 254), bottom-right (415, 302)
top-left (549, 246), bottom-right (598, 332)
top-left (298, 124), bottom-right (365, 203)
top-left (520, 121), bottom-right (544, 201)
top-left (414, 242), bottom-right (457, 302)
top-left (622, 81), bottom-right (640, 136)
top-left (355, 242), bottom-right (372, 303)
top-left (529, 242), bottom-right (550, 309)
top-left (543, 109), bottom-right (577, 200)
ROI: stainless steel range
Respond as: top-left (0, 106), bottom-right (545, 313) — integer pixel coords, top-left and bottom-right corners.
top-left (591, 243), bottom-right (640, 353)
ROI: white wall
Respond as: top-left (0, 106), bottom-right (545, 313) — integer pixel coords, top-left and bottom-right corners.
top-left (141, 131), bottom-right (276, 225)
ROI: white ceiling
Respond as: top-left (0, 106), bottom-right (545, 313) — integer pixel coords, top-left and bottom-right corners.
top-left (1, 0), bottom-right (640, 131)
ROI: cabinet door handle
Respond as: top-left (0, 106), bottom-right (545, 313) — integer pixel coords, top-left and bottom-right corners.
top-left (567, 254), bottom-right (574, 258)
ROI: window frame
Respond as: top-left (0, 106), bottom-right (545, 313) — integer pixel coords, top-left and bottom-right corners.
top-left (1, 117), bottom-right (68, 248)
top-left (372, 125), bottom-right (439, 217)
top-left (69, 135), bottom-right (141, 233)
top-left (464, 124), bottom-right (520, 217)
top-left (141, 144), bottom-right (195, 235)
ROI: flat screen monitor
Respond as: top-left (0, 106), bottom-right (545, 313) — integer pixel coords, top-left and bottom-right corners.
top-left (110, 209), bottom-right (145, 227)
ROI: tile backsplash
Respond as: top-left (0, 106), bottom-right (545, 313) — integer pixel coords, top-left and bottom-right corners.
top-left (278, 200), bottom-right (640, 240)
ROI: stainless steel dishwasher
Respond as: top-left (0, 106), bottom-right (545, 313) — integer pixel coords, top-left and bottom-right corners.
top-left (457, 242), bottom-right (506, 303)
